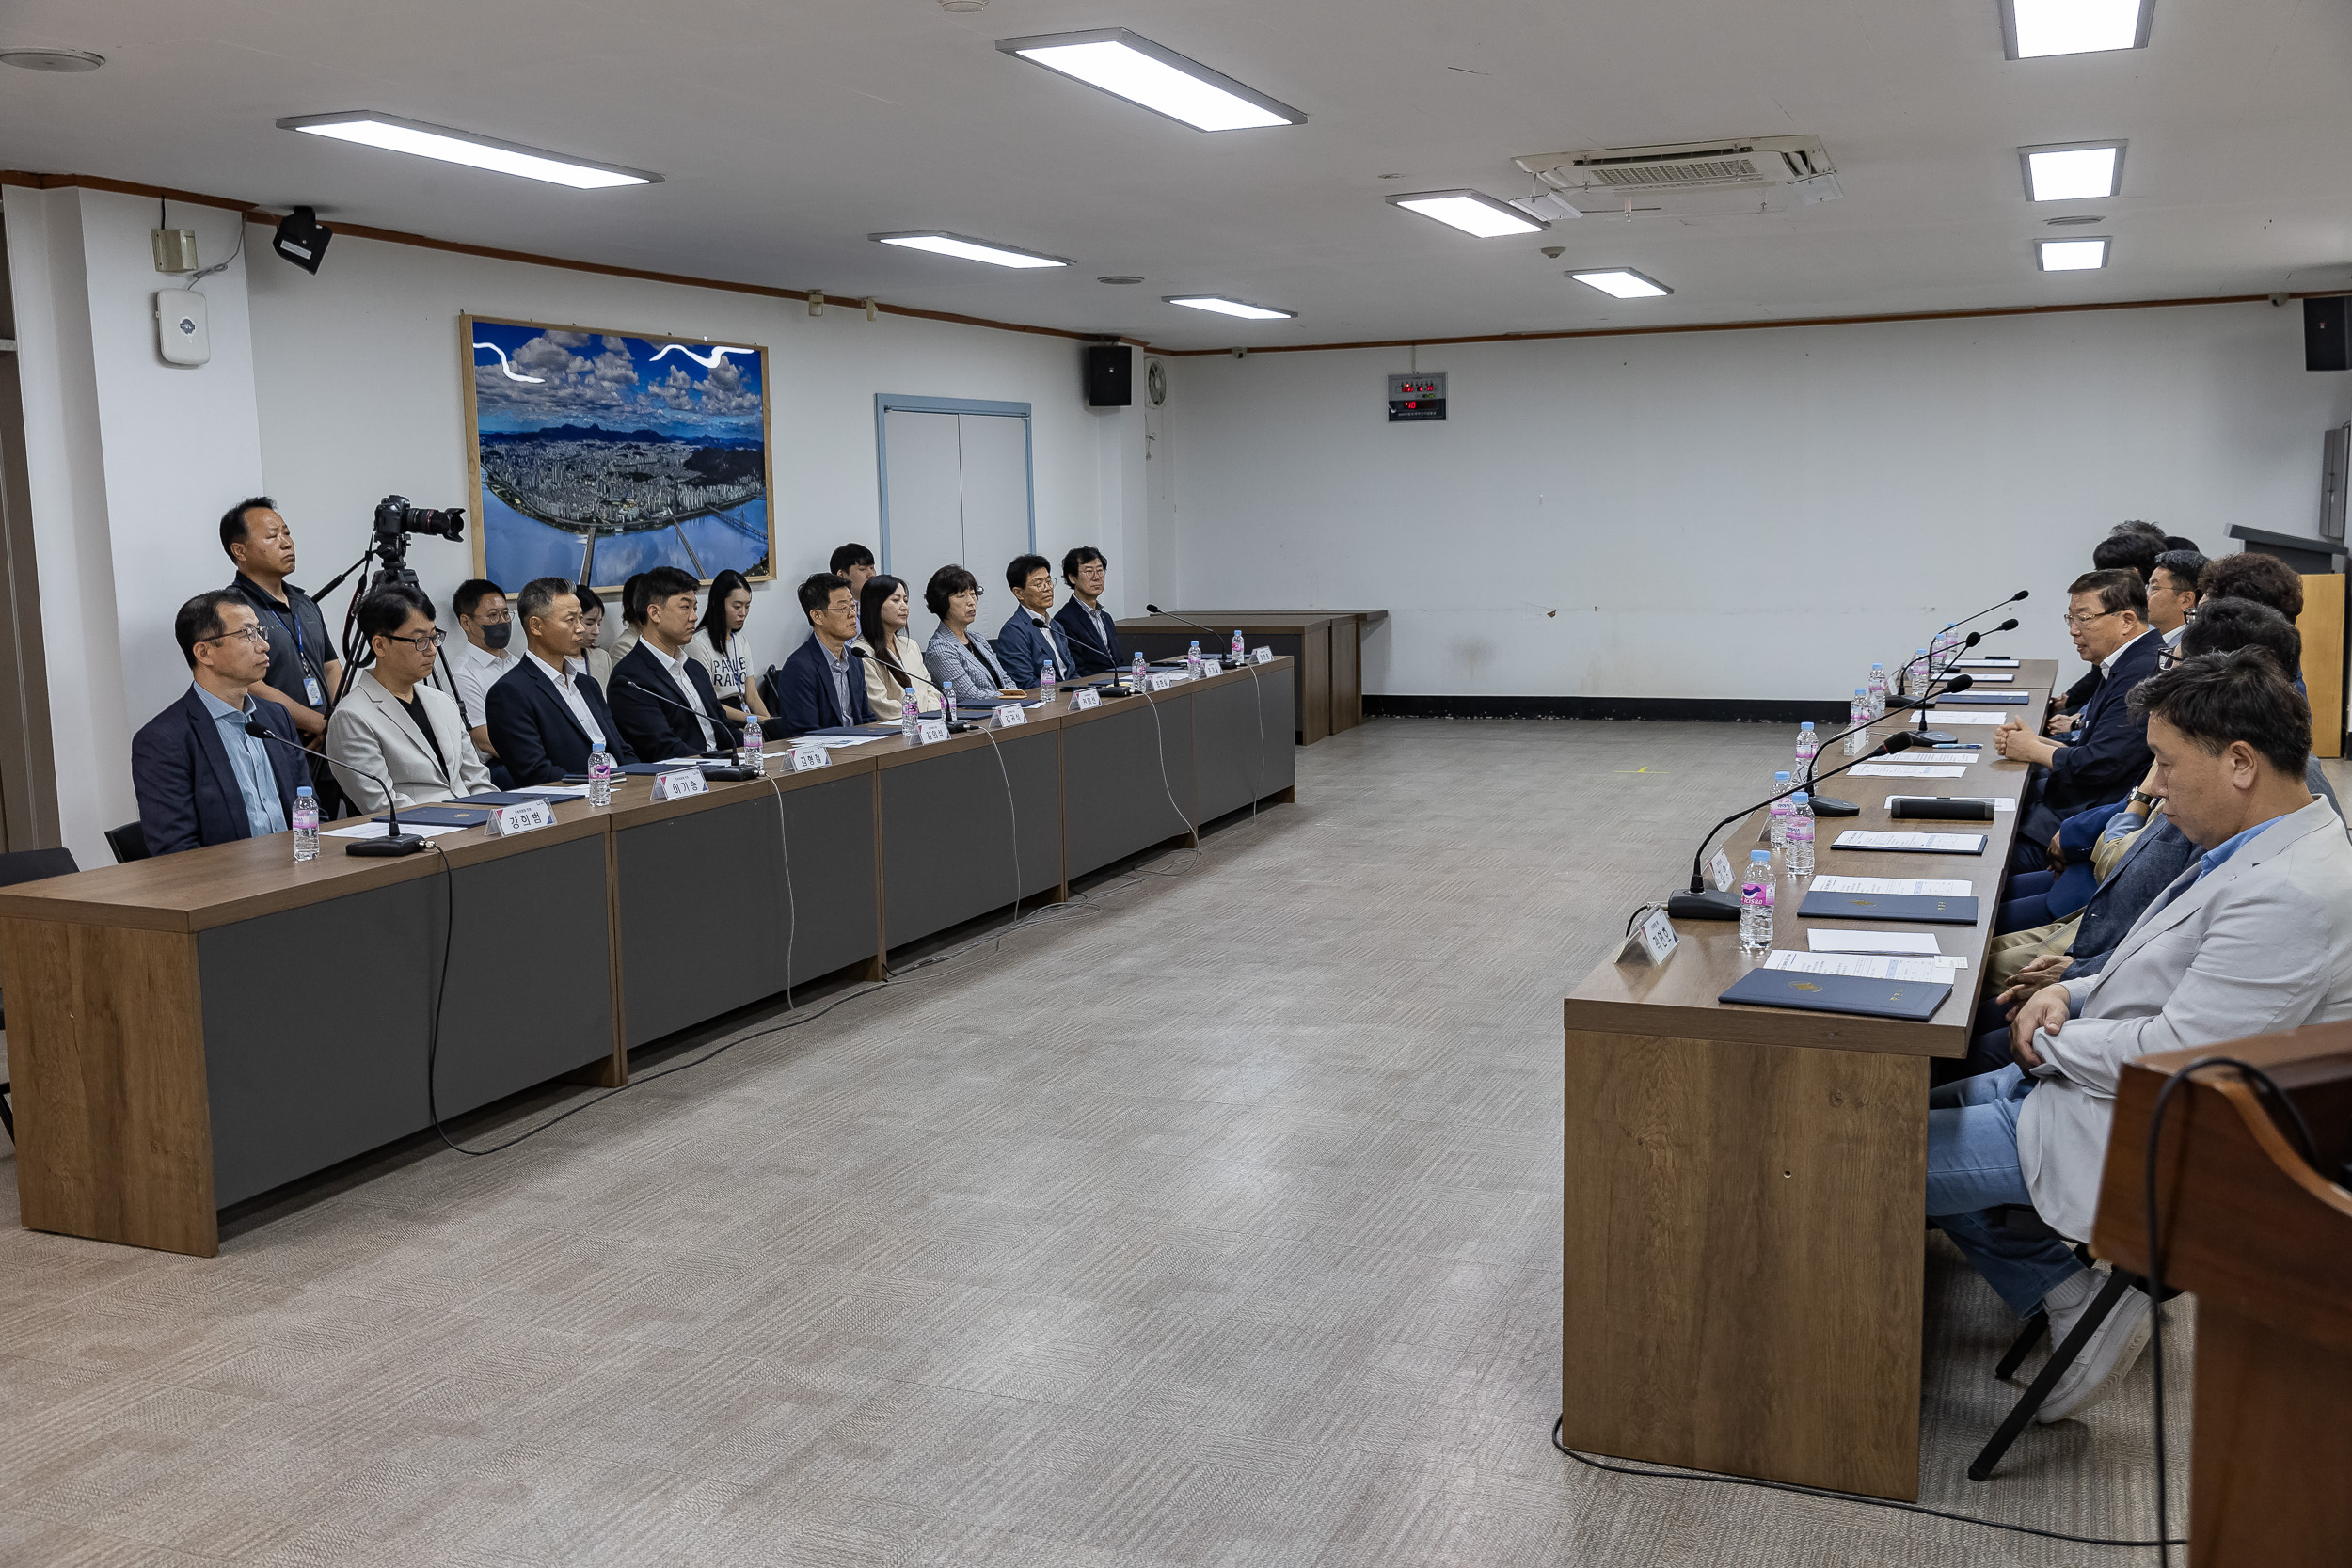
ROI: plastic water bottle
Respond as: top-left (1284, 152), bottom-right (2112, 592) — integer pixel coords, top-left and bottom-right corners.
top-left (1131, 651), bottom-right (1148, 690)
top-left (1844, 689), bottom-right (1869, 755)
top-left (587, 745), bottom-right (612, 807)
top-left (292, 785), bottom-right (318, 862)
top-left (1231, 629), bottom-right (1246, 665)
top-left (901, 698), bottom-right (919, 741)
top-left (1740, 850), bottom-right (1775, 953)
top-left (1794, 721), bottom-right (1819, 778)
top-left (945, 682), bottom-right (958, 724)
top-left (1903, 648), bottom-right (1930, 697)
top-left (1867, 663), bottom-right (1888, 719)
top-left (1768, 771), bottom-right (1793, 848)
top-left (1786, 791), bottom-right (1816, 878)
top-left (738, 714), bottom-right (763, 769)
top-left (1186, 640), bottom-right (1203, 678)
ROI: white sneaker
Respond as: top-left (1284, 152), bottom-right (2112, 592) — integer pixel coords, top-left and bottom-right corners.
top-left (2035, 1278), bottom-right (2153, 1423)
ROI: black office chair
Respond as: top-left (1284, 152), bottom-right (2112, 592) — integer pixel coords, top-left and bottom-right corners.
top-left (104, 820), bottom-right (150, 864)
top-left (757, 665), bottom-right (785, 721)
top-left (0, 845), bottom-right (80, 1143)
top-left (1966, 1205), bottom-right (2169, 1480)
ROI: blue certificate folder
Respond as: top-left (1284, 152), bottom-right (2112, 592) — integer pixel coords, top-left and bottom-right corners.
top-left (1797, 890), bottom-right (1980, 925)
top-left (1719, 969), bottom-right (1952, 1021)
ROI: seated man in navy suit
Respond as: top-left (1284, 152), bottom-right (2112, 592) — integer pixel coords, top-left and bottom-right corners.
top-left (132, 590), bottom-right (312, 855)
top-left (484, 577), bottom-right (637, 786)
top-left (995, 553), bottom-right (1073, 689)
top-left (609, 565), bottom-right (741, 762)
top-left (774, 572), bottom-right (874, 734)
top-left (1052, 546), bottom-right (1122, 677)
top-left (1994, 570), bottom-right (2163, 870)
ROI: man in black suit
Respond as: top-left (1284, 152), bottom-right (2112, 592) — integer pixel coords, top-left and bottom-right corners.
top-left (132, 591), bottom-right (312, 855)
top-left (485, 578), bottom-right (637, 785)
top-left (1052, 546), bottom-right (1123, 676)
top-left (609, 566), bottom-right (741, 762)
top-left (1997, 570), bottom-right (2164, 868)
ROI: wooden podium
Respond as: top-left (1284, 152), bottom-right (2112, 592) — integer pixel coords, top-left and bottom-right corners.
top-left (2094, 1024), bottom-right (2352, 1566)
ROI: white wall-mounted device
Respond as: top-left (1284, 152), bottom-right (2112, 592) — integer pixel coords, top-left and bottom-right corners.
top-left (155, 290), bottom-right (210, 366)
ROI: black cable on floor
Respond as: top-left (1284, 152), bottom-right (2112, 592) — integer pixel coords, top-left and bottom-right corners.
top-left (1549, 1419), bottom-right (2185, 1550)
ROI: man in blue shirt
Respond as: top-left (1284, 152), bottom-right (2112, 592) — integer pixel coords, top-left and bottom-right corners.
top-left (132, 591), bottom-right (311, 855)
top-left (774, 573), bottom-right (874, 733)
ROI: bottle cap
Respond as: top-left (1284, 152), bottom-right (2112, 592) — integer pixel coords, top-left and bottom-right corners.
top-left (1800, 721), bottom-right (1814, 730)
top-left (1791, 792), bottom-right (1809, 804)
top-left (1855, 688), bottom-right (1867, 695)
top-left (296, 785), bottom-right (313, 797)
top-left (1775, 771), bottom-right (1790, 782)
top-left (1750, 849), bottom-right (1771, 863)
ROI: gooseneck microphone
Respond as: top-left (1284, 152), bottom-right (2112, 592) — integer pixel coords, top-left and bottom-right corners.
top-left (845, 645), bottom-right (955, 721)
top-left (1667, 733), bottom-right (1923, 920)
top-left (244, 718), bottom-right (426, 857)
top-left (1146, 604), bottom-right (1237, 671)
top-left (618, 679), bottom-right (758, 778)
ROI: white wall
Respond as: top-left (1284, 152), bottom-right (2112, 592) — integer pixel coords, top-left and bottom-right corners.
top-left (245, 231), bottom-right (1141, 678)
top-left (1164, 307), bottom-right (2352, 703)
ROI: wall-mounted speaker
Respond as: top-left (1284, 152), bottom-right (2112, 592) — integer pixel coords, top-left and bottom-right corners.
top-left (2304, 296), bottom-right (2350, 372)
top-left (1085, 344), bottom-right (1132, 407)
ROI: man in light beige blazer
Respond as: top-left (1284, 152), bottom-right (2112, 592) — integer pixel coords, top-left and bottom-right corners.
top-left (1929, 648), bottom-right (2352, 1423)
top-left (326, 584), bottom-right (493, 812)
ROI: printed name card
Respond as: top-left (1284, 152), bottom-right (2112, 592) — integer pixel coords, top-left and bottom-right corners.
top-left (649, 767), bottom-right (708, 802)
top-left (915, 717), bottom-right (951, 745)
top-left (994, 704), bottom-right (1027, 727)
top-left (1615, 908), bottom-right (1680, 967)
top-left (485, 799), bottom-right (555, 837)
top-left (1252, 647), bottom-right (1275, 665)
top-left (1149, 671), bottom-right (1181, 691)
top-left (1710, 849), bottom-right (1734, 893)
top-left (788, 744), bottom-right (830, 771)
top-left (1073, 687), bottom-right (1102, 710)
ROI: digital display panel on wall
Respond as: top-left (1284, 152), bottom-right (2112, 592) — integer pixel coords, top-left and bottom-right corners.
top-left (1388, 372), bottom-right (1446, 422)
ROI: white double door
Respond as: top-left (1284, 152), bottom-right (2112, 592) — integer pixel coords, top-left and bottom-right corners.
top-left (881, 411), bottom-right (1032, 619)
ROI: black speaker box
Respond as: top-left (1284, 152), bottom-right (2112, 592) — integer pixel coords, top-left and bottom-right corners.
top-left (2305, 296), bottom-right (2350, 372)
top-left (1085, 344), bottom-right (1133, 407)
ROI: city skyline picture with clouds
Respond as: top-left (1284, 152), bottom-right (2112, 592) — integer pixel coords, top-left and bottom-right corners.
top-left (462, 315), bottom-right (775, 590)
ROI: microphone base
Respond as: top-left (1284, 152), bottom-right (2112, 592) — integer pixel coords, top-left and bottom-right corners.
top-left (1666, 889), bottom-right (1743, 922)
top-left (346, 832), bottom-right (429, 858)
top-left (1911, 729), bottom-right (1956, 745)
top-left (703, 765), bottom-right (760, 782)
top-left (1808, 795), bottom-right (1862, 817)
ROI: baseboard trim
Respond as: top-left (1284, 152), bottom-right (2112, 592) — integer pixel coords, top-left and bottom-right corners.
top-left (1364, 694), bottom-right (1851, 724)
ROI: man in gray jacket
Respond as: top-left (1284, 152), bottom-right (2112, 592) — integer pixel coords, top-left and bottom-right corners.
top-left (1927, 648), bottom-right (2352, 1421)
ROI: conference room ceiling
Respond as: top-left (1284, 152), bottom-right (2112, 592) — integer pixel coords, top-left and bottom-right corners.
top-left (3, 0), bottom-right (2348, 351)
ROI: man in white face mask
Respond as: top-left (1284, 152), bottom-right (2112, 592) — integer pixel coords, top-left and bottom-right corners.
top-left (448, 578), bottom-right (516, 762)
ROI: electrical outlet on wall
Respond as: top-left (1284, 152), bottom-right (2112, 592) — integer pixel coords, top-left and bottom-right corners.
top-left (155, 290), bottom-right (210, 366)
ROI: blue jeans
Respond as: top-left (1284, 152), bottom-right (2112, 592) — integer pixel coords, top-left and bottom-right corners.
top-left (1927, 1065), bottom-right (2084, 1316)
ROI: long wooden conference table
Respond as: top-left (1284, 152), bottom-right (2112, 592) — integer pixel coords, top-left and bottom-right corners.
top-left (0, 659), bottom-right (1295, 1259)
top-left (1118, 611), bottom-right (1385, 745)
top-left (1560, 658), bottom-right (2057, 1502)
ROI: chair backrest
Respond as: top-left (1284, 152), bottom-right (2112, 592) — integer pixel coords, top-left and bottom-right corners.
top-left (103, 821), bottom-right (150, 864)
top-left (757, 665), bottom-right (784, 719)
top-left (0, 846), bottom-right (79, 888)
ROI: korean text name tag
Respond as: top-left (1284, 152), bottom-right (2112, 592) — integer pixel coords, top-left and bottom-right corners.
top-left (485, 799), bottom-right (554, 837)
top-left (1073, 687), bottom-right (1102, 710)
top-left (1614, 908), bottom-right (1680, 967)
top-left (994, 704), bottom-right (1026, 727)
top-left (1251, 647), bottom-right (1275, 665)
top-left (788, 744), bottom-right (830, 771)
top-left (649, 768), bottom-right (708, 802)
top-left (915, 717), bottom-right (950, 745)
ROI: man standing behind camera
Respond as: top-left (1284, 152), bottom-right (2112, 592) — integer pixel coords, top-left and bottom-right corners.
top-left (221, 497), bottom-right (342, 745)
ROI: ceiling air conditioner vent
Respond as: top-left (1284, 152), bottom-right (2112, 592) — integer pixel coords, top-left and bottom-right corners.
top-left (1513, 135), bottom-right (1842, 214)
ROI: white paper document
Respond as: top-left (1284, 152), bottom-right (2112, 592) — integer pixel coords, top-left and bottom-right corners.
top-left (1849, 764), bottom-right (1968, 778)
top-left (1809, 928), bottom-right (1942, 956)
top-left (1928, 711), bottom-right (2009, 726)
top-left (516, 785), bottom-right (589, 800)
top-left (803, 735), bottom-right (884, 750)
top-left (1835, 830), bottom-right (1987, 852)
top-left (1956, 673), bottom-right (2014, 682)
top-left (1813, 875), bottom-right (1974, 896)
top-left (1764, 950), bottom-right (1961, 984)
top-left (1883, 795), bottom-right (2014, 813)
top-left (326, 820), bottom-right (468, 840)
top-left (1956, 657), bottom-right (2020, 668)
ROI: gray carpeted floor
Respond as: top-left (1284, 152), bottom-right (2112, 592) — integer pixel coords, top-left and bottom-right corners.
top-left (0, 718), bottom-right (2223, 1565)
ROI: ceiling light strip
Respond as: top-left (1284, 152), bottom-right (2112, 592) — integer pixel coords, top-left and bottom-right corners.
top-left (1164, 295), bottom-right (1295, 320)
top-left (871, 231), bottom-right (1070, 268)
top-left (1387, 190), bottom-right (1549, 237)
top-left (996, 29), bottom-right (1304, 132)
top-left (277, 112), bottom-right (660, 188)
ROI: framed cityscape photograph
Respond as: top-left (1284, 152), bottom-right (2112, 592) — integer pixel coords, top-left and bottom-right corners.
top-left (461, 314), bottom-right (775, 589)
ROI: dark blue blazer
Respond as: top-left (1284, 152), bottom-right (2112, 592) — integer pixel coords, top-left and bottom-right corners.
top-left (994, 609), bottom-right (1073, 689)
top-left (132, 687), bottom-right (309, 856)
top-left (2062, 816), bottom-right (2199, 983)
top-left (607, 642), bottom-right (740, 762)
top-left (2038, 628), bottom-right (2165, 820)
top-left (1052, 598), bottom-right (1122, 676)
top-left (774, 634), bottom-right (872, 733)
top-left (484, 657), bottom-right (636, 785)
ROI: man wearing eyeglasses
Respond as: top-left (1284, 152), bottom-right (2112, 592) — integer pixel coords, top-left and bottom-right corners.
top-left (1995, 569), bottom-right (2163, 869)
top-left (326, 584), bottom-right (493, 811)
top-left (132, 591), bottom-right (313, 855)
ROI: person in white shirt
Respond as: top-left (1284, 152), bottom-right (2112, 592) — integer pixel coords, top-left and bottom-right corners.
top-left (326, 584), bottom-right (493, 810)
top-left (447, 578), bottom-right (517, 759)
top-left (2145, 549), bottom-right (2205, 653)
top-left (687, 567), bottom-right (772, 725)
top-left (577, 584), bottom-right (613, 687)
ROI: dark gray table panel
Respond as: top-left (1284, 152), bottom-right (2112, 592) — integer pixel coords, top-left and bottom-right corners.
top-left (199, 832), bottom-right (613, 1207)
top-left (616, 772), bottom-right (877, 1048)
top-left (1195, 671), bottom-right (1296, 822)
top-left (1128, 632), bottom-right (1308, 740)
top-left (1063, 690), bottom-right (1198, 880)
top-left (882, 730), bottom-right (1061, 948)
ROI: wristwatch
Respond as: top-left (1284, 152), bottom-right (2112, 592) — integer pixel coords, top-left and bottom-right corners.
top-left (2128, 789), bottom-right (2158, 811)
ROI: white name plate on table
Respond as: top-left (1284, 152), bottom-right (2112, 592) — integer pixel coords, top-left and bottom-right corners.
top-left (1813, 875), bottom-right (1973, 896)
top-left (649, 768), bottom-right (707, 802)
top-left (1615, 908), bottom-right (1680, 967)
top-left (788, 744), bottom-right (830, 771)
top-left (1928, 711), bottom-right (2009, 726)
top-left (994, 704), bottom-right (1026, 727)
top-left (1833, 830), bottom-right (1988, 854)
top-left (1710, 849), bottom-right (1734, 893)
top-left (1072, 687), bottom-right (1101, 710)
top-left (1149, 672), bottom-right (1182, 692)
top-left (1849, 763), bottom-right (1969, 777)
top-left (1252, 646), bottom-right (1275, 665)
top-left (1764, 950), bottom-right (1960, 983)
top-left (485, 798), bottom-right (556, 836)
top-left (915, 717), bottom-right (950, 745)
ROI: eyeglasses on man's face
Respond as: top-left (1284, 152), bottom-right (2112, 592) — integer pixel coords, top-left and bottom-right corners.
top-left (201, 626), bottom-right (271, 648)
top-left (384, 629), bottom-right (447, 653)
top-left (2061, 609), bottom-right (2122, 630)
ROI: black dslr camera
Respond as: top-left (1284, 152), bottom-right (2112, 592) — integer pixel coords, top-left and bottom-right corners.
top-left (373, 495), bottom-right (466, 550)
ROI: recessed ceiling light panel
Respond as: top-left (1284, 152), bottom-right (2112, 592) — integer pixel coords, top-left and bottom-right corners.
top-left (1569, 269), bottom-right (1673, 299)
top-left (1387, 190), bottom-right (1549, 238)
top-left (278, 112), bottom-right (660, 188)
top-left (1164, 295), bottom-right (1295, 320)
top-left (996, 29), bottom-right (1305, 132)
top-left (2037, 236), bottom-right (2110, 271)
top-left (871, 231), bottom-right (1070, 268)
top-left (2020, 141), bottom-right (2124, 201)
top-left (0, 48), bottom-right (104, 72)
top-left (2001, 0), bottom-right (2153, 59)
